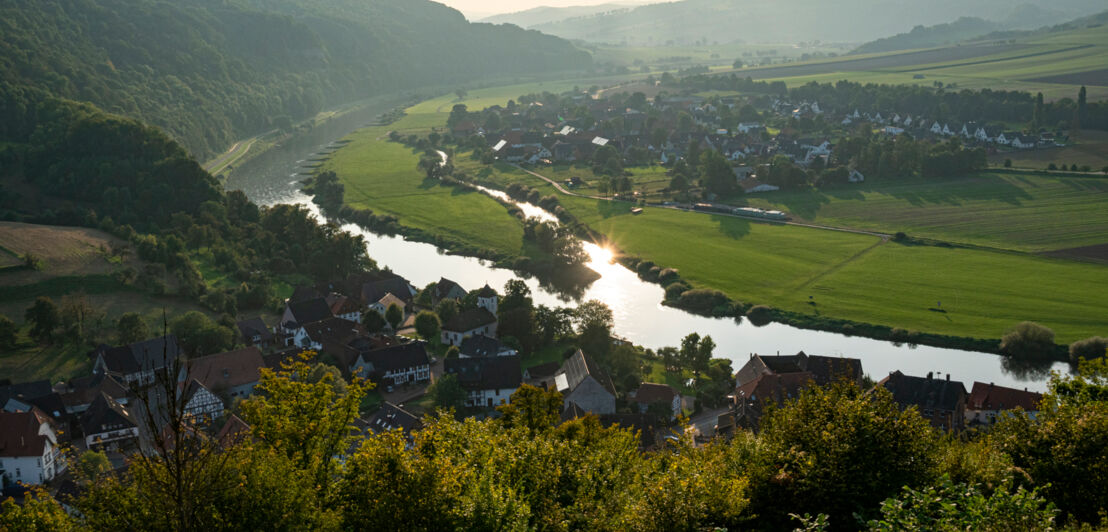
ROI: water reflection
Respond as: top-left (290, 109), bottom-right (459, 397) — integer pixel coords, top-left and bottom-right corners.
top-left (224, 108), bottom-right (1070, 392)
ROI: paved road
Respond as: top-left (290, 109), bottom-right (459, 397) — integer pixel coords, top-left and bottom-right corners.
top-left (514, 164), bottom-right (891, 239)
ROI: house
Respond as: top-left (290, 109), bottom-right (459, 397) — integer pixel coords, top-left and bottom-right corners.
top-left (732, 372), bottom-right (816, 431)
top-left (362, 402), bottom-right (422, 440)
top-left (555, 350), bottom-right (616, 415)
top-left (184, 347), bottom-right (265, 400)
top-left (996, 132), bottom-right (1017, 146)
top-left (236, 317), bottom-right (274, 348)
top-left (877, 371), bottom-right (967, 432)
top-left (79, 392), bottom-right (140, 451)
top-left (739, 177), bottom-right (779, 194)
top-left (181, 379), bottom-right (224, 421)
top-left (349, 340), bottom-right (431, 385)
top-left (0, 409), bottom-right (63, 486)
top-left (91, 335), bottom-right (182, 386)
top-left (433, 277), bottom-right (467, 304)
top-left (848, 169), bottom-right (865, 183)
top-left (733, 166), bottom-right (754, 181)
top-left (630, 382), bottom-right (682, 421)
top-left (965, 382), bottom-right (1042, 427)
top-left (59, 373), bottom-right (128, 414)
top-left (524, 362), bottom-right (561, 389)
top-left (327, 294), bottom-right (363, 324)
top-left (930, 122), bottom-right (944, 135)
top-left (459, 335), bottom-right (516, 358)
top-left (441, 308), bottom-right (498, 346)
top-left (1012, 134), bottom-right (1038, 149)
top-left (279, 297), bottom-right (332, 340)
top-left (301, 317), bottom-right (364, 352)
top-left (369, 293), bottom-right (409, 326)
top-left (360, 276), bottom-right (416, 307)
top-left (0, 380), bottom-right (52, 413)
top-left (444, 355), bottom-right (522, 408)
top-left (735, 352), bottom-right (864, 389)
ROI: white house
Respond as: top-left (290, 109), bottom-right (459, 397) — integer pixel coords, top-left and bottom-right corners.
top-left (444, 355), bottom-right (522, 408)
top-left (849, 169), bottom-right (866, 183)
top-left (965, 382), bottom-right (1042, 427)
top-left (279, 297), bottom-right (333, 342)
top-left (996, 132), bottom-right (1016, 146)
top-left (350, 341), bottom-right (431, 385)
top-left (737, 122), bottom-right (763, 134)
top-left (1012, 134), bottom-right (1038, 149)
top-left (0, 409), bottom-right (62, 486)
top-left (930, 122), bottom-right (943, 135)
top-left (182, 379), bottom-right (224, 421)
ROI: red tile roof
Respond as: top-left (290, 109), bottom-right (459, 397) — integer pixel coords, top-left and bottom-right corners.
top-left (0, 409), bottom-right (53, 457)
top-left (967, 382), bottom-right (1042, 412)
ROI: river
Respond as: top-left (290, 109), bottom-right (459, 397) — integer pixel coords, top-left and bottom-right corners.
top-left (224, 100), bottom-right (1068, 392)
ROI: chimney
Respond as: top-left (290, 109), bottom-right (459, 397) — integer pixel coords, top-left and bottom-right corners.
top-left (927, 371), bottom-right (933, 380)
top-left (946, 374), bottom-right (950, 382)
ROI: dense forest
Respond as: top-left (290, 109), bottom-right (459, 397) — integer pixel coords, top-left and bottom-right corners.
top-left (3, 355), bottom-right (1107, 531)
top-left (0, 0), bottom-right (591, 158)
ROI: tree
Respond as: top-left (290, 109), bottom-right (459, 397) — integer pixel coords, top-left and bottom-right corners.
top-left (866, 476), bottom-right (1057, 531)
top-left (76, 450), bottom-right (112, 482)
top-left (170, 311), bottom-right (233, 356)
top-left (497, 384), bottom-right (563, 434)
top-left (385, 303), bottom-right (404, 331)
top-left (999, 321), bottom-right (1056, 362)
top-left (748, 383), bottom-right (939, 528)
top-left (414, 311), bottom-right (441, 343)
top-left (455, 88), bottom-right (468, 100)
top-left (1069, 336), bottom-right (1107, 363)
top-left (694, 335), bottom-right (715, 376)
top-left (362, 309), bottom-right (386, 333)
top-left (0, 487), bottom-right (76, 531)
top-left (427, 373), bottom-right (466, 414)
top-left (435, 298), bottom-right (459, 325)
top-left (60, 292), bottom-right (103, 343)
top-left (699, 150), bottom-right (735, 195)
top-left (0, 313), bottom-right (17, 349)
top-left (445, 345), bottom-right (460, 359)
top-left (24, 296), bottom-right (59, 343)
top-left (575, 300), bottom-right (614, 355)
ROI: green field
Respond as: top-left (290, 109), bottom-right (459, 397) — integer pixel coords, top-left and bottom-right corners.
top-left (558, 196), bottom-right (1108, 343)
top-left (740, 173), bottom-right (1108, 252)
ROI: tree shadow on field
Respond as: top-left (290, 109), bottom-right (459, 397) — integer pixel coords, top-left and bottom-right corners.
top-left (715, 215), bottom-right (751, 239)
top-left (592, 199), bottom-right (630, 219)
top-left (883, 176), bottom-right (1033, 207)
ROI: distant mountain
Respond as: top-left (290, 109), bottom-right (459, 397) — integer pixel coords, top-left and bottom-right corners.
top-left (852, 18), bottom-right (1002, 55)
top-left (0, 0), bottom-right (590, 159)
top-left (480, 4), bottom-right (634, 27)
top-left (527, 0), bottom-right (1107, 45)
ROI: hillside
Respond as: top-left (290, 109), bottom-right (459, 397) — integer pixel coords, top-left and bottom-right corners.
top-left (529, 0), bottom-right (1103, 45)
top-left (480, 3), bottom-right (633, 27)
top-left (852, 17), bottom-right (1001, 55)
top-left (0, 0), bottom-right (590, 159)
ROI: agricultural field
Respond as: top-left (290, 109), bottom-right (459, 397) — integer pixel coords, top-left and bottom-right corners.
top-left (726, 22), bottom-right (1108, 101)
top-left (556, 195), bottom-right (1108, 343)
top-left (739, 172), bottom-right (1108, 252)
top-left (988, 130), bottom-right (1108, 171)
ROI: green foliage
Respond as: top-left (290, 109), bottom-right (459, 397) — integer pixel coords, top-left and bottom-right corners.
top-left (865, 476), bottom-right (1057, 531)
top-left (999, 321), bottom-right (1057, 361)
top-left (497, 384), bottom-right (563, 434)
top-left (749, 383), bottom-right (940, 528)
top-left (1069, 336), bottom-right (1108, 363)
top-left (699, 149), bottom-right (737, 195)
top-left (361, 309), bottom-right (386, 333)
top-left (427, 373), bottom-right (466, 414)
top-left (170, 311), bottom-right (233, 357)
top-left (384, 303), bottom-right (404, 331)
top-left (413, 311), bottom-right (441, 342)
top-left (434, 298), bottom-right (459, 325)
top-left (0, 487), bottom-right (75, 532)
top-left (115, 312), bottom-right (150, 345)
top-left (24, 296), bottom-right (59, 343)
top-left (574, 299), bottom-right (614, 356)
top-left (0, 313), bottom-right (17, 349)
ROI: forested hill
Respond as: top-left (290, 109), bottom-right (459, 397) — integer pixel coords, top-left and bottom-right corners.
top-left (0, 0), bottom-right (591, 159)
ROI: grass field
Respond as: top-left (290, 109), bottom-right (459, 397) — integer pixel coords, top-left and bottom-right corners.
top-left (557, 196), bottom-right (1108, 343)
top-left (739, 173), bottom-right (1108, 252)
top-left (989, 130), bottom-right (1108, 171)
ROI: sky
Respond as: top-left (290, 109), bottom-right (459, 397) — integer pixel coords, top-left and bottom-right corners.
top-left (437, 0), bottom-right (647, 20)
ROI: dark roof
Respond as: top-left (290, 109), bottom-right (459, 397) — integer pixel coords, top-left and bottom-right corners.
top-left (967, 382), bottom-right (1042, 412)
top-left (877, 371), bottom-right (967, 413)
top-left (287, 297), bottom-right (333, 327)
top-left (79, 393), bottom-right (137, 436)
top-left (61, 374), bottom-right (128, 409)
top-left (236, 317), bottom-right (273, 343)
top-left (632, 382), bottom-right (678, 404)
top-left (289, 285), bottom-right (323, 303)
top-left (459, 335), bottom-right (506, 358)
top-left (435, 278), bottom-right (464, 300)
top-left (445, 356), bottom-right (522, 391)
top-left (364, 402), bottom-right (422, 435)
top-left (187, 347), bottom-right (265, 390)
top-left (25, 393), bottom-right (66, 420)
top-left (558, 350), bottom-right (615, 396)
top-left (526, 362), bottom-right (560, 379)
top-left (0, 410), bottom-right (54, 457)
top-left (0, 380), bottom-right (52, 406)
top-left (263, 347), bottom-right (311, 369)
top-left (734, 372), bottom-right (818, 431)
top-left (735, 352), bottom-right (862, 388)
top-left (329, 295), bottom-right (362, 316)
top-left (303, 317), bottom-right (364, 345)
top-left (216, 414), bottom-right (251, 448)
top-left (95, 336), bottom-right (181, 375)
top-left (361, 276), bottom-right (414, 306)
top-left (476, 284), bottom-right (497, 298)
top-left (443, 308), bottom-right (497, 332)
top-left (357, 341), bottom-right (431, 374)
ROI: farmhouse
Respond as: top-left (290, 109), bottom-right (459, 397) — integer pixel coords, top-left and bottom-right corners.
top-left (732, 372), bottom-right (815, 431)
top-left (184, 347), bottom-right (265, 400)
top-left (433, 277), bottom-right (467, 303)
top-left (444, 355), bottom-right (523, 408)
top-left (555, 350), bottom-right (616, 415)
top-left (91, 335), bottom-right (182, 386)
top-left (79, 392), bottom-right (140, 451)
top-left (349, 340), bottom-right (431, 385)
top-left (441, 309), bottom-right (498, 346)
top-left (279, 297), bottom-right (333, 340)
top-left (965, 382), bottom-right (1042, 426)
top-left (236, 317), bottom-right (274, 348)
top-left (181, 379), bottom-right (224, 421)
top-left (459, 334), bottom-right (517, 358)
top-left (877, 371), bottom-right (967, 432)
top-left (630, 382), bottom-right (682, 421)
top-left (735, 352), bottom-right (863, 388)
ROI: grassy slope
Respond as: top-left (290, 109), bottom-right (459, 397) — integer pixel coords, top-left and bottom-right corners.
top-left (740, 173), bottom-right (1108, 252)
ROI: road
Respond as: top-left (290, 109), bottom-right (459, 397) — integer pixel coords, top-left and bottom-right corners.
top-left (513, 164), bottom-right (891, 240)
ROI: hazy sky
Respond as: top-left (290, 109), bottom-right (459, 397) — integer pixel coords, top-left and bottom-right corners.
top-left (438, 0), bottom-right (644, 20)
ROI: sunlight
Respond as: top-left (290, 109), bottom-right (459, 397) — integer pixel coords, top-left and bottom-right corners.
top-left (585, 242), bottom-right (615, 267)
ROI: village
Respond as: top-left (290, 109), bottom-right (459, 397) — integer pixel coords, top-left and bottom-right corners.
top-left (1, 271), bottom-right (1044, 494)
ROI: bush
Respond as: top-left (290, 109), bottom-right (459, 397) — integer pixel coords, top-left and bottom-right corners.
top-left (747, 305), bottom-right (774, 327)
top-left (999, 321), bottom-right (1056, 361)
top-left (1003, 158), bottom-right (1012, 168)
top-left (892, 231), bottom-right (907, 242)
top-left (1069, 336), bottom-right (1108, 363)
top-left (664, 281), bottom-right (690, 301)
top-left (677, 289), bottom-right (730, 314)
